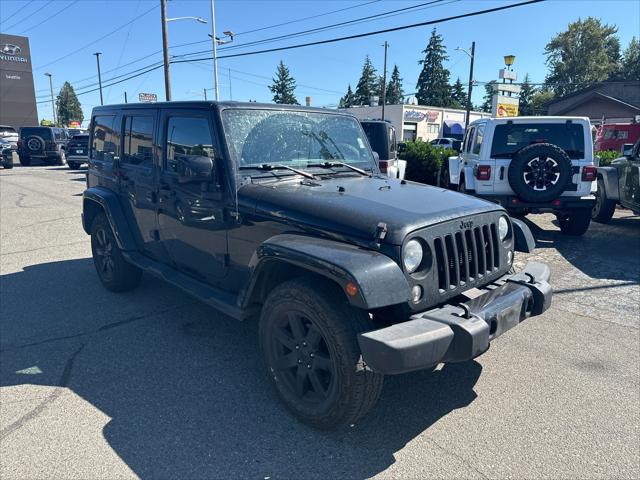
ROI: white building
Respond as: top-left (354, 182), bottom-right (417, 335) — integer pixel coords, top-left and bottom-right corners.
top-left (343, 104), bottom-right (490, 142)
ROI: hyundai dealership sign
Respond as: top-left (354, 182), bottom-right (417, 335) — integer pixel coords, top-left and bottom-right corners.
top-left (0, 33), bottom-right (38, 128)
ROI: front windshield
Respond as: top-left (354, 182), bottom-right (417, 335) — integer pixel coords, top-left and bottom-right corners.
top-left (221, 109), bottom-right (376, 172)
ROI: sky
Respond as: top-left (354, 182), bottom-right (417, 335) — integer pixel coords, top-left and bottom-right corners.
top-left (1, 0), bottom-right (639, 125)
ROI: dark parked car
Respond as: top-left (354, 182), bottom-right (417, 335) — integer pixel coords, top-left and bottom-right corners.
top-left (17, 126), bottom-right (69, 166)
top-left (592, 140), bottom-right (640, 222)
top-left (0, 138), bottom-right (14, 169)
top-left (66, 134), bottom-right (89, 169)
top-left (82, 102), bottom-right (552, 428)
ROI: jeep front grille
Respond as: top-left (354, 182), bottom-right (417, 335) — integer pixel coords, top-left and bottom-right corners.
top-left (434, 223), bottom-right (499, 292)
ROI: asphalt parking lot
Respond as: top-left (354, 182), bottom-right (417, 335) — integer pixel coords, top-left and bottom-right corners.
top-left (1, 165), bottom-right (639, 479)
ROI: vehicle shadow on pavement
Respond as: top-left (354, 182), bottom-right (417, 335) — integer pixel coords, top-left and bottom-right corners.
top-left (523, 213), bottom-right (640, 283)
top-left (0, 258), bottom-right (482, 479)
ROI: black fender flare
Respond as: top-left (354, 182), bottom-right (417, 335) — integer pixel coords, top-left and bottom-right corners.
top-left (511, 217), bottom-right (536, 253)
top-left (82, 187), bottom-right (136, 251)
top-left (241, 234), bottom-right (410, 310)
top-left (596, 166), bottom-right (620, 201)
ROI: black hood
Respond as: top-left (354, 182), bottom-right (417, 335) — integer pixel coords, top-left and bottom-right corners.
top-left (240, 176), bottom-right (503, 245)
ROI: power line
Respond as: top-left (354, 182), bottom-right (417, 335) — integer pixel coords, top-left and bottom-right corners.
top-left (36, 0), bottom-right (545, 104)
top-left (0, 0), bottom-right (36, 26)
top-left (172, 0), bottom-right (454, 61)
top-left (18, 0), bottom-right (80, 35)
top-left (173, 0), bottom-right (545, 63)
top-left (33, 3), bottom-right (159, 72)
top-left (1, 0), bottom-right (53, 31)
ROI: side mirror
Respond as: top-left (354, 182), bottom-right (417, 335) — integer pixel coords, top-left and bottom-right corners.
top-left (622, 143), bottom-right (634, 157)
top-left (397, 142), bottom-right (407, 154)
top-left (177, 155), bottom-right (214, 184)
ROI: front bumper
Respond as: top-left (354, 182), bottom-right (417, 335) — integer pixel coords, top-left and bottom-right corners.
top-left (358, 262), bottom-right (552, 374)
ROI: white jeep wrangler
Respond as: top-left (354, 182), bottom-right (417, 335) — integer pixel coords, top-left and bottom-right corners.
top-left (448, 117), bottom-right (597, 236)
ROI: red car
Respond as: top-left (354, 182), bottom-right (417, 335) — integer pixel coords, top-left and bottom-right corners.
top-left (595, 123), bottom-right (640, 152)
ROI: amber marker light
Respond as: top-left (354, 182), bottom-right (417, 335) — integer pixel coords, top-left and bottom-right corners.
top-left (345, 282), bottom-right (359, 297)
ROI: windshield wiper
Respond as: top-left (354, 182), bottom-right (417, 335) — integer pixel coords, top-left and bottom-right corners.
top-left (238, 163), bottom-right (316, 180)
top-left (306, 161), bottom-right (370, 177)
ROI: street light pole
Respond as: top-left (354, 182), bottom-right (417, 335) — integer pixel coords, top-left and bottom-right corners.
top-left (381, 41), bottom-right (388, 121)
top-left (93, 52), bottom-right (103, 105)
top-left (461, 41), bottom-right (475, 131)
top-left (160, 0), bottom-right (171, 101)
top-left (210, 0), bottom-right (219, 100)
top-left (44, 73), bottom-right (56, 125)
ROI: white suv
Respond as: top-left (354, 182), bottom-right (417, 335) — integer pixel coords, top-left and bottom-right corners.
top-left (448, 117), bottom-right (597, 236)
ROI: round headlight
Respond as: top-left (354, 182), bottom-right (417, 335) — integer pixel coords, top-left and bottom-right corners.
top-left (498, 216), bottom-right (509, 241)
top-left (403, 239), bottom-right (423, 273)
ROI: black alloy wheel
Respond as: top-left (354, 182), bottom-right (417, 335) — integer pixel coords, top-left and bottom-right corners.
top-left (265, 310), bottom-right (336, 406)
top-left (522, 156), bottom-right (561, 191)
top-left (259, 278), bottom-right (383, 429)
top-left (94, 226), bottom-right (116, 282)
top-left (90, 213), bottom-right (142, 291)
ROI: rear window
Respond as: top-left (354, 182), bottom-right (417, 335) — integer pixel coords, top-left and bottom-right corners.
top-left (491, 123), bottom-right (585, 159)
top-left (0, 126), bottom-right (17, 134)
top-left (71, 134), bottom-right (89, 141)
top-left (20, 127), bottom-right (53, 140)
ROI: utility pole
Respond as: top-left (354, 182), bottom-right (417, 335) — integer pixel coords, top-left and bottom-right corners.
top-left (381, 41), bottom-right (388, 120)
top-left (210, 0), bottom-right (219, 100)
top-left (160, 0), bottom-right (172, 101)
top-left (203, 88), bottom-right (207, 100)
top-left (93, 52), bottom-right (103, 105)
top-left (44, 73), bottom-right (56, 125)
top-left (464, 41), bottom-right (475, 131)
top-left (124, 91), bottom-right (128, 103)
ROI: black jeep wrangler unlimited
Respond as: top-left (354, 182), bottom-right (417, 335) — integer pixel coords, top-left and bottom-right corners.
top-left (82, 102), bottom-right (552, 428)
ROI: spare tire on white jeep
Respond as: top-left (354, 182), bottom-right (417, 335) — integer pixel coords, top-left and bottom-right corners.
top-left (507, 143), bottom-right (573, 203)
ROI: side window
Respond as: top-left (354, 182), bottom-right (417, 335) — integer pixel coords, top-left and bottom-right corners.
top-left (122, 115), bottom-right (154, 168)
top-left (90, 115), bottom-right (118, 163)
top-left (165, 116), bottom-right (216, 174)
top-left (464, 127), bottom-right (475, 153)
top-left (473, 125), bottom-right (484, 155)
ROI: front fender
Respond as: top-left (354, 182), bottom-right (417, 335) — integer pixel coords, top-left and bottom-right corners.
top-left (511, 218), bottom-right (536, 253)
top-left (596, 167), bottom-right (620, 200)
top-left (83, 187), bottom-right (136, 251)
top-left (242, 234), bottom-right (410, 310)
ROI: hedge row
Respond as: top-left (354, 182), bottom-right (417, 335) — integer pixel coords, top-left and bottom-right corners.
top-left (399, 140), bottom-right (455, 187)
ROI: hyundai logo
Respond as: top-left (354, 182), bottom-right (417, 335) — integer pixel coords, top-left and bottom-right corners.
top-left (1, 44), bottom-right (21, 55)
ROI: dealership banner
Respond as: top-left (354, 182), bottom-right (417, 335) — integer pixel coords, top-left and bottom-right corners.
top-left (0, 33), bottom-right (38, 128)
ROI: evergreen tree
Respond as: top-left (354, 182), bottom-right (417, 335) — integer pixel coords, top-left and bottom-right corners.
top-left (544, 17), bottom-right (621, 96)
top-left (56, 81), bottom-right (83, 126)
top-left (385, 65), bottom-right (404, 105)
top-left (354, 55), bottom-right (378, 105)
top-left (269, 61), bottom-right (298, 104)
top-left (480, 81), bottom-right (496, 113)
top-left (339, 84), bottom-right (355, 108)
top-left (450, 77), bottom-right (466, 109)
top-left (619, 36), bottom-right (640, 80)
top-left (518, 73), bottom-right (537, 116)
top-left (415, 28), bottom-right (452, 106)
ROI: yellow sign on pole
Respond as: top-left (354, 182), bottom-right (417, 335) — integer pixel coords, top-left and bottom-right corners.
top-left (497, 102), bottom-right (519, 117)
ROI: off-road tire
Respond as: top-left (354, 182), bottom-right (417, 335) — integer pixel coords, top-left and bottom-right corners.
top-left (25, 135), bottom-right (45, 155)
top-left (592, 178), bottom-right (616, 223)
top-left (68, 161), bottom-right (80, 170)
top-left (1, 156), bottom-right (13, 169)
top-left (19, 155), bottom-right (31, 166)
top-left (54, 149), bottom-right (66, 166)
top-left (508, 143), bottom-right (573, 203)
top-left (557, 208), bottom-right (592, 236)
top-left (90, 213), bottom-right (142, 292)
top-left (259, 277), bottom-right (383, 429)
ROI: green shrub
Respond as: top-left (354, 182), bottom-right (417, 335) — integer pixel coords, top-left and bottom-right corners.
top-left (595, 150), bottom-right (621, 166)
top-left (399, 140), bottom-right (455, 186)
